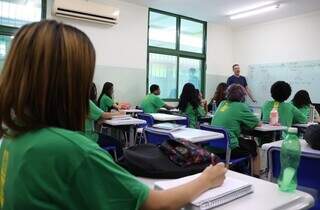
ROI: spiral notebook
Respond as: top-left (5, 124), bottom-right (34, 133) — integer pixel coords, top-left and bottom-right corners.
top-left (154, 173), bottom-right (253, 210)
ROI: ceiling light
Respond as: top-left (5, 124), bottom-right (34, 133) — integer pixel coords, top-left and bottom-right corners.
top-left (227, 1), bottom-right (276, 16)
top-left (229, 4), bottom-right (280, 20)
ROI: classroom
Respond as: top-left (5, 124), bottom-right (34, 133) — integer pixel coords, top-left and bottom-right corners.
top-left (0, 0), bottom-right (320, 209)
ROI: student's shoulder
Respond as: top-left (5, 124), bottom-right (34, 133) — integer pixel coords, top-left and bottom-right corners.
top-left (43, 127), bottom-right (99, 153)
top-left (262, 100), bottom-right (274, 108)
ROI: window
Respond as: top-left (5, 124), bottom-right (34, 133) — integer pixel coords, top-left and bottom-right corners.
top-left (0, 0), bottom-right (46, 70)
top-left (147, 9), bottom-right (207, 100)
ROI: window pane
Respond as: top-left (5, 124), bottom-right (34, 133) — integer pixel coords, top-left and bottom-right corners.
top-left (0, 34), bottom-right (12, 70)
top-left (178, 57), bottom-right (202, 96)
top-left (180, 19), bottom-right (204, 53)
top-left (149, 12), bottom-right (177, 49)
top-left (148, 53), bottom-right (177, 99)
top-left (0, 0), bottom-right (42, 28)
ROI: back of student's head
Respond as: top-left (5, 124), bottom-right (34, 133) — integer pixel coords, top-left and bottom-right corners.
top-left (292, 90), bottom-right (312, 108)
top-left (178, 83), bottom-right (199, 112)
top-left (0, 20), bottom-right (95, 137)
top-left (150, 84), bottom-right (160, 93)
top-left (226, 84), bottom-right (246, 102)
top-left (213, 82), bottom-right (227, 102)
top-left (271, 81), bottom-right (292, 102)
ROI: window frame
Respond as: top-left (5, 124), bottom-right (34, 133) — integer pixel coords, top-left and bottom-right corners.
top-left (0, 0), bottom-right (47, 44)
top-left (147, 8), bottom-right (207, 101)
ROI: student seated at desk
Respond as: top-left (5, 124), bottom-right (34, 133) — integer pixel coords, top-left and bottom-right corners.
top-left (140, 84), bottom-right (174, 113)
top-left (0, 20), bottom-right (227, 210)
top-left (291, 90), bottom-right (320, 123)
top-left (85, 83), bottom-right (124, 158)
top-left (261, 81), bottom-right (307, 127)
top-left (98, 82), bottom-right (119, 112)
top-left (178, 83), bottom-right (207, 128)
top-left (211, 84), bottom-right (261, 177)
top-left (208, 82), bottom-right (227, 112)
top-left (196, 89), bottom-right (208, 113)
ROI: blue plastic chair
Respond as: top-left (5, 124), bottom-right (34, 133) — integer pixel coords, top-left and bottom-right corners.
top-left (267, 147), bottom-right (320, 210)
top-left (175, 116), bottom-right (190, 127)
top-left (143, 127), bottom-right (174, 145)
top-left (137, 113), bottom-right (154, 127)
top-left (200, 124), bottom-right (252, 171)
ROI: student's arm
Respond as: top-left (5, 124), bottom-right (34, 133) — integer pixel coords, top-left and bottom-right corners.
top-left (292, 105), bottom-right (308, 124)
top-left (163, 104), bottom-right (175, 110)
top-left (141, 163), bottom-right (227, 210)
top-left (240, 104), bottom-right (260, 129)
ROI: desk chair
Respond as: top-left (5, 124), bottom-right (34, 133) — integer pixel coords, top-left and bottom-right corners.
top-left (143, 127), bottom-right (174, 145)
top-left (175, 116), bottom-right (189, 127)
top-left (136, 113), bottom-right (155, 144)
top-left (102, 146), bottom-right (118, 161)
top-left (267, 148), bottom-right (320, 210)
top-left (200, 124), bottom-right (252, 174)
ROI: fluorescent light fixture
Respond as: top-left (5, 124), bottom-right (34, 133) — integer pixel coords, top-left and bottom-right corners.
top-left (227, 1), bottom-right (276, 15)
top-left (230, 4), bottom-right (280, 20)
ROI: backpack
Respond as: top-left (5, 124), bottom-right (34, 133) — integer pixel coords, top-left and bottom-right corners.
top-left (304, 125), bottom-right (320, 150)
top-left (118, 140), bottom-right (219, 179)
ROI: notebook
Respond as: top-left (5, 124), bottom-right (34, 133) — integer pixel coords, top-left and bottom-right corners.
top-left (154, 173), bottom-right (253, 210)
top-left (152, 123), bottom-right (185, 131)
top-left (111, 115), bottom-right (132, 120)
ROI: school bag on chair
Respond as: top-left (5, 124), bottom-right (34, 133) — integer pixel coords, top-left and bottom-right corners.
top-left (118, 139), bottom-right (220, 179)
top-left (304, 124), bottom-right (320, 150)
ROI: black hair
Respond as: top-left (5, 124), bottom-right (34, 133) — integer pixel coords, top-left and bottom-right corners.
top-left (271, 81), bottom-right (292, 102)
top-left (150, 84), bottom-right (160, 93)
top-left (226, 84), bottom-right (246, 102)
top-left (90, 83), bottom-right (97, 103)
top-left (98, 82), bottom-right (113, 106)
top-left (178, 83), bottom-right (200, 112)
top-left (292, 90), bottom-right (312, 108)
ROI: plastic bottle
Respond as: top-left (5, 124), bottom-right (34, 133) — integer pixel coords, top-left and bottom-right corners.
top-left (269, 107), bottom-right (279, 126)
top-left (278, 127), bottom-right (301, 192)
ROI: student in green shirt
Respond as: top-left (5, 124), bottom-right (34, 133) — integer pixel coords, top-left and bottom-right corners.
top-left (140, 84), bottom-right (174, 113)
top-left (291, 90), bottom-right (320, 123)
top-left (262, 81), bottom-right (307, 127)
top-left (211, 84), bottom-right (261, 177)
top-left (85, 83), bottom-right (125, 157)
top-left (178, 83), bottom-right (206, 128)
top-left (98, 82), bottom-right (120, 112)
top-left (0, 20), bottom-right (226, 210)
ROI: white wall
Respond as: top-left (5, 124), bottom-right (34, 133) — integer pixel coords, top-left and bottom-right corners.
top-left (48, 0), bottom-right (148, 105)
top-left (233, 11), bottom-right (320, 75)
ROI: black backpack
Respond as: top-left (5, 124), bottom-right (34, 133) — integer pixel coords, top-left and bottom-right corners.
top-left (118, 143), bottom-right (214, 179)
top-left (304, 125), bottom-right (320, 150)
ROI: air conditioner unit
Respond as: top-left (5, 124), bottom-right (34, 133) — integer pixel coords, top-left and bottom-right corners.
top-left (52, 0), bottom-right (120, 25)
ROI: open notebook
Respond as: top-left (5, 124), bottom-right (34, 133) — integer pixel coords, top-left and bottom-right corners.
top-left (155, 173), bottom-right (253, 210)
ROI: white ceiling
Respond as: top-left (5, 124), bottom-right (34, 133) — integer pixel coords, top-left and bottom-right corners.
top-left (119, 0), bottom-right (320, 27)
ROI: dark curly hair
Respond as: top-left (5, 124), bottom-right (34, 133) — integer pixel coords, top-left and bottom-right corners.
top-left (178, 83), bottom-right (200, 112)
top-left (271, 81), bottom-right (292, 102)
top-left (211, 82), bottom-right (227, 107)
top-left (292, 90), bottom-right (312, 108)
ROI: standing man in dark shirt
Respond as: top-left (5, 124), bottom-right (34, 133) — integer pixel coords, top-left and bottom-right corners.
top-left (227, 64), bottom-right (256, 102)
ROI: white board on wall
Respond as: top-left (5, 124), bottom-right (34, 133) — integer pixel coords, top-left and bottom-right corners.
top-left (247, 60), bottom-right (320, 106)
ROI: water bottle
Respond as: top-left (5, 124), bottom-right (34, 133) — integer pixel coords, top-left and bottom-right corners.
top-left (269, 107), bottom-right (279, 126)
top-left (278, 127), bottom-right (301, 192)
top-left (212, 100), bottom-right (217, 113)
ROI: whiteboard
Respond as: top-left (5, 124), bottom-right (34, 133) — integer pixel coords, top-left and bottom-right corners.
top-left (247, 60), bottom-right (320, 106)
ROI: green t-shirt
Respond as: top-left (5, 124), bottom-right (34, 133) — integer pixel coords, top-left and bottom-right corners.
top-left (99, 94), bottom-right (114, 112)
top-left (0, 128), bottom-right (149, 210)
top-left (262, 100), bottom-right (307, 127)
top-left (84, 100), bottom-right (104, 142)
top-left (140, 93), bottom-right (165, 113)
top-left (211, 100), bottom-right (259, 149)
top-left (181, 103), bottom-right (206, 128)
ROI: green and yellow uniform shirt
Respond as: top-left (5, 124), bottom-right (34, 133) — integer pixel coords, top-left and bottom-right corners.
top-left (99, 94), bottom-right (114, 112)
top-left (211, 100), bottom-right (259, 149)
top-left (84, 100), bottom-right (104, 142)
top-left (140, 93), bottom-right (165, 113)
top-left (0, 128), bottom-right (149, 210)
top-left (181, 103), bottom-right (206, 128)
top-left (262, 100), bottom-right (307, 127)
